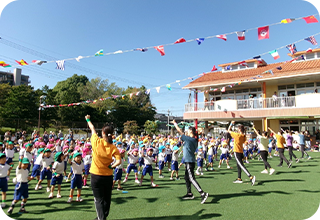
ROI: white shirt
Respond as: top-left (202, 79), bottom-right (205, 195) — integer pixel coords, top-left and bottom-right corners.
top-left (128, 154), bottom-right (139, 164)
top-left (55, 144), bottom-right (62, 152)
top-left (42, 156), bottom-right (54, 168)
top-left (220, 147), bottom-right (229, 154)
top-left (71, 161), bottom-right (84, 174)
top-left (53, 161), bottom-right (64, 174)
top-left (0, 163), bottom-right (11, 177)
top-left (19, 148), bottom-right (26, 157)
top-left (34, 154), bottom-right (43, 165)
top-left (172, 151), bottom-right (178, 161)
top-left (83, 155), bottom-right (92, 165)
top-left (116, 158), bottom-right (124, 169)
top-left (5, 148), bottom-right (15, 158)
top-left (158, 152), bottom-right (166, 161)
top-left (165, 148), bottom-right (172, 155)
top-left (197, 151), bottom-right (204, 159)
top-left (208, 146), bottom-right (214, 155)
top-left (257, 135), bottom-right (269, 151)
top-left (24, 151), bottom-right (33, 163)
top-left (144, 156), bottom-right (154, 165)
top-left (16, 167), bottom-right (29, 183)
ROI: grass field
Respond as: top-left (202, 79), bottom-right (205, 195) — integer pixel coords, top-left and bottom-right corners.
top-left (1, 151), bottom-right (320, 220)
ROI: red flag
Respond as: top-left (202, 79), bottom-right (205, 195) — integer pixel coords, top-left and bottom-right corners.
top-left (258, 26), bottom-right (269, 40)
top-left (211, 65), bottom-right (217, 72)
top-left (216, 34), bottom-right (227, 41)
top-left (236, 31), bottom-right (245, 40)
top-left (238, 61), bottom-right (248, 67)
top-left (15, 59), bottom-right (28, 66)
top-left (154, 45), bottom-right (165, 56)
top-left (306, 48), bottom-right (313, 53)
top-left (174, 38), bottom-right (186, 44)
top-left (303, 15), bottom-right (318, 24)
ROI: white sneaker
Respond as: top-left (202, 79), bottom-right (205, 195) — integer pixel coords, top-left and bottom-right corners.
top-left (227, 166), bottom-right (230, 169)
top-left (269, 156), bottom-right (273, 158)
top-left (218, 165), bottom-right (221, 168)
top-left (169, 177), bottom-right (173, 180)
top-left (151, 183), bottom-right (158, 187)
top-left (251, 176), bottom-right (256, 186)
top-left (67, 197), bottom-right (73, 203)
top-left (269, 168), bottom-right (275, 175)
top-left (39, 184), bottom-right (43, 189)
top-left (195, 172), bottom-right (200, 176)
top-left (76, 196), bottom-right (83, 202)
top-left (245, 160), bottom-right (249, 164)
top-left (308, 156), bottom-right (312, 160)
top-left (200, 173), bottom-right (204, 176)
top-left (48, 192), bottom-right (53, 198)
top-left (83, 185), bottom-right (89, 188)
top-left (1, 203), bottom-right (6, 208)
top-left (57, 194), bottom-right (62, 198)
top-left (47, 187), bottom-right (50, 192)
top-left (122, 178), bottom-right (127, 183)
top-left (35, 184), bottom-right (39, 190)
top-left (135, 179), bottom-right (140, 184)
top-left (261, 169), bottom-right (268, 174)
top-left (168, 169), bottom-right (171, 171)
top-left (233, 179), bottom-right (243, 183)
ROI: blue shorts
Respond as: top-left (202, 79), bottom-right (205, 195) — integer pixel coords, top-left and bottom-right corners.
top-left (31, 164), bottom-right (41, 177)
top-left (14, 182), bottom-right (28, 200)
top-left (180, 157), bottom-right (185, 164)
top-left (114, 168), bottom-right (123, 181)
top-left (138, 157), bottom-right (144, 167)
top-left (203, 151), bottom-right (207, 159)
top-left (244, 150), bottom-right (248, 157)
top-left (171, 161), bottom-right (178, 171)
top-left (220, 154), bottom-right (228, 160)
top-left (0, 177), bottom-right (8, 192)
top-left (84, 164), bottom-right (91, 175)
top-left (158, 161), bottom-right (164, 170)
top-left (248, 149), bottom-right (253, 154)
top-left (127, 164), bottom-right (138, 174)
top-left (71, 174), bottom-right (82, 189)
top-left (197, 158), bottom-right (203, 167)
top-left (257, 149), bottom-right (261, 154)
top-left (213, 147), bottom-right (218, 155)
top-left (64, 161), bottom-right (67, 172)
top-left (208, 155), bottom-right (213, 163)
top-left (51, 175), bottom-right (63, 185)
top-left (40, 168), bottom-right (52, 180)
top-left (268, 147), bottom-right (272, 153)
top-left (6, 157), bottom-right (13, 164)
top-left (142, 165), bottom-right (153, 176)
top-left (164, 154), bottom-right (172, 163)
top-left (276, 147), bottom-right (278, 151)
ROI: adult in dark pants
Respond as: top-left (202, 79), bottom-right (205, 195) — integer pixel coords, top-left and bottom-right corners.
top-left (86, 115), bottom-right (121, 220)
top-left (252, 125), bottom-right (275, 175)
top-left (228, 121), bottom-right (255, 185)
top-left (172, 120), bottom-right (209, 204)
top-left (284, 130), bottom-right (299, 163)
top-left (268, 127), bottom-right (292, 168)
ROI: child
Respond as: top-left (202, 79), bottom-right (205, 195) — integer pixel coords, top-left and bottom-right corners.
top-left (82, 146), bottom-right (92, 188)
top-left (243, 141), bottom-right (249, 163)
top-left (268, 138), bottom-right (274, 158)
top-left (218, 141), bottom-right (231, 169)
top-left (35, 149), bottom-right (53, 192)
top-left (214, 138), bottom-right (220, 161)
top-left (206, 144), bottom-right (215, 171)
top-left (139, 148), bottom-right (158, 187)
top-left (248, 140), bottom-right (254, 160)
top-left (123, 148), bottom-right (140, 184)
top-left (158, 146), bottom-right (166, 178)
top-left (49, 152), bottom-right (65, 198)
top-left (67, 152), bottom-right (85, 203)
top-left (5, 142), bottom-right (15, 166)
top-left (0, 153), bottom-right (12, 208)
top-left (7, 158), bottom-right (32, 214)
top-left (164, 143), bottom-right (172, 171)
top-left (30, 148), bottom-right (44, 185)
top-left (138, 144), bottom-right (145, 175)
top-left (170, 146), bottom-right (180, 180)
top-left (195, 146), bottom-right (204, 175)
top-left (112, 149), bottom-right (125, 190)
top-left (19, 143), bottom-right (33, 172)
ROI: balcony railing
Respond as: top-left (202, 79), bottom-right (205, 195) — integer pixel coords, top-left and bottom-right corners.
top-left (185, 96), bottom-right (297, 112)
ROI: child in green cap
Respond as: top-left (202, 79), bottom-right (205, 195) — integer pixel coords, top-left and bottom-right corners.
top-left (7, 158), bottom-right (32, 214)
top-left (35, 149), bottom-right (53, 192)
top-left (5, 141), bottom-right (15, 167)
top-left (49, 152), bottom-right (65, 199)
top-left (67, 152), bottom-right (85, 203)
top-left (0, 153), bottom-right (13, 208)
top-left (30, 148), bottom-right (44, 187)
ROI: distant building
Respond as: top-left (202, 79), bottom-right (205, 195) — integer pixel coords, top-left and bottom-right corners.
top-left (155, 113), bottom-right (191, 133)
top-left (0, 68), bottom-right (30, 86)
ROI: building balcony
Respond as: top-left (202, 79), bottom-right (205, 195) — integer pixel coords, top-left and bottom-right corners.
top-left (184, 93), bottom-right (320, 120)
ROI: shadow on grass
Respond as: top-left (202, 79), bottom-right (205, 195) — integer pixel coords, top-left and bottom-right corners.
top-left (111, 196), bottom-right (137, 204)
top-left (210, 189), bottom-right (291, 204)
top-left (112, 209), bottom-right (221, 220)
top-left (297, 189), bottom-right (320, 193)
top-left (275, 170), bottom-right (309, 175)
top-left (257, 178), bottom-right (305, 186)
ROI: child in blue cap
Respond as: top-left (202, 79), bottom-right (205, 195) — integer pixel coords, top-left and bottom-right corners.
top-left (170, 146), bottom-right (180, 181)
top-left (0, 153), bottom-right (13, 208)
top-left (195, 146), bottom-right (204, 176)
top-left (158, 146), bottom-right (166, 178)
top-left (7, 158), bottom-right (31, 214)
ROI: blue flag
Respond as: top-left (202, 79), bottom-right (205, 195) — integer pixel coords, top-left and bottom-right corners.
top-left (196, 38), bottom-right (205, 45)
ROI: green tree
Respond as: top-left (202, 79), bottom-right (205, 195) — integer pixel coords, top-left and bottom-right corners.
top-left (144, 120), bottom-right (158, 135)
top-left (123, 120), bottom-right (139, 135)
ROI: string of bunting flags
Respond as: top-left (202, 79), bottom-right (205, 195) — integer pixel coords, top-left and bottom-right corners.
top-left (0, 14), bottom-right (318, 69)
top-left (40, 31), bottom-right (320, 109)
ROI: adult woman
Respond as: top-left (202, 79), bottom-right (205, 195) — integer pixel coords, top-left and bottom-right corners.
top-left (284, 130), bottom-right (299, 163)
top-left (252, 126), bottom-right (275, 175)
top-left (172, 120), bottom-right (209, 204)
top-left (268, 127), bottom-right (292, 168)
top-left (85, 115), bottom-right (121, 220)
top-left (228, 121), bottom-right (255, 185)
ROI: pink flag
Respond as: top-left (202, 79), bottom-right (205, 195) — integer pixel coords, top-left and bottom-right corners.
top-left (174, 38), bottom-right (186, 44)
top-left (211, 65), bottom-right (218, 72)
top-left (258, 26), bottom-right (269, 40)
top-left (216, 34), bottom-right (227, 41)
top-left (154, 45), bottom-right (165, 56)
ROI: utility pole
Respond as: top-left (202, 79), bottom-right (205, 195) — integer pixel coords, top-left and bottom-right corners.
top-left (167, 109), bottom-right (170, 134)
top-left (38, 95), bottom-right (45, 132)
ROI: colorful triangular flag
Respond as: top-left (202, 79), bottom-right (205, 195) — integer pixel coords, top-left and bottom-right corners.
top-left (236, 31), bottom-right (245, 40)
top-left (56, 60), bottom-right (65, 70)
top-left (269, 70), bottom-right (274, 75)
top-left (130, 93), bottom-right (133, 99)
top-left (95, 49), bottom-right (103, 56)
top-left (15, 59), bottom-right (28, 66)
top-left (269, 50), bottom-right (280, 60)
top-left (154, 45), bottom-right (165, 56)
top-left (281, 18), bottom-right (295, 24)
top-left (145, 89), bottom-right (151, 95)
top-left (286, 44), bottom-right (297, 55)
top-left (75, 56), bottom-right (84, 62)
top-left (238, 61), bottom-right (248, 67)
top-left (221, 87), bottom-right (226, 92)
top-left (196, 38), bottom-right (205, 45)
top-left (174, 38), bottom-right (186, 44)
top-left (211, 65), bottom-right (218, 72)
top-left (0, 61), bottom-right (11, 67)
top-left (305, 36), bottom-right (318, 45)
top-left (134, 48), bottom-right (148, 52)
top-left (224, 65), bottom-right (232, 70)
top-left (156, 87), bottom-right (160, 93)
top-left (136, 91), bottom-right (140, 96)
top-left (216, 34), bottom-right (227, 41)
top-left (32, 60), bottom-right (47, 66)
top-left (303, 15), bottom-right (318, 24)
top-left (276, 66), bottom-right (282, 70)
top-left (166, 84), bottom-right (172, 91)
top-left (258, 26), bottom-right (269, 40)
top-left (306, 48), bottom-right (313, 53)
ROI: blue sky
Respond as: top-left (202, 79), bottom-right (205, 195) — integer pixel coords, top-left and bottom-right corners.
top-left (0, 0), bottom-right (319, 116)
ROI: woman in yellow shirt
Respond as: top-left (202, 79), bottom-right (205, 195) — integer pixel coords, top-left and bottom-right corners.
top-left (85, 115), bottom-right (121, 220)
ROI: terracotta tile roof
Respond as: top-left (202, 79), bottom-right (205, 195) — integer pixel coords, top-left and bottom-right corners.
top-left (184, 57), bottom-right (320, 89)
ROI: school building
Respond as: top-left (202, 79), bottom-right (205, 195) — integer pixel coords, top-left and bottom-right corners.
top-left (0, 68), bottom-right (30, 86)
top-left (183, 48), bottom-right (320, 136)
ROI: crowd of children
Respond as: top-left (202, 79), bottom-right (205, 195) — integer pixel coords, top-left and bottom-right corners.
top-left (0, 124), bottom-right (315, 214)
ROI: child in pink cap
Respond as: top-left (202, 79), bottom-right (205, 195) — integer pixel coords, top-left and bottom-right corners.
top-left (123, 148), bottom-right (139, 184)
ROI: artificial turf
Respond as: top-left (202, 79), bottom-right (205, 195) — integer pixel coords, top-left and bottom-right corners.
top-left (1, 151), bottom-right (320, 220)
